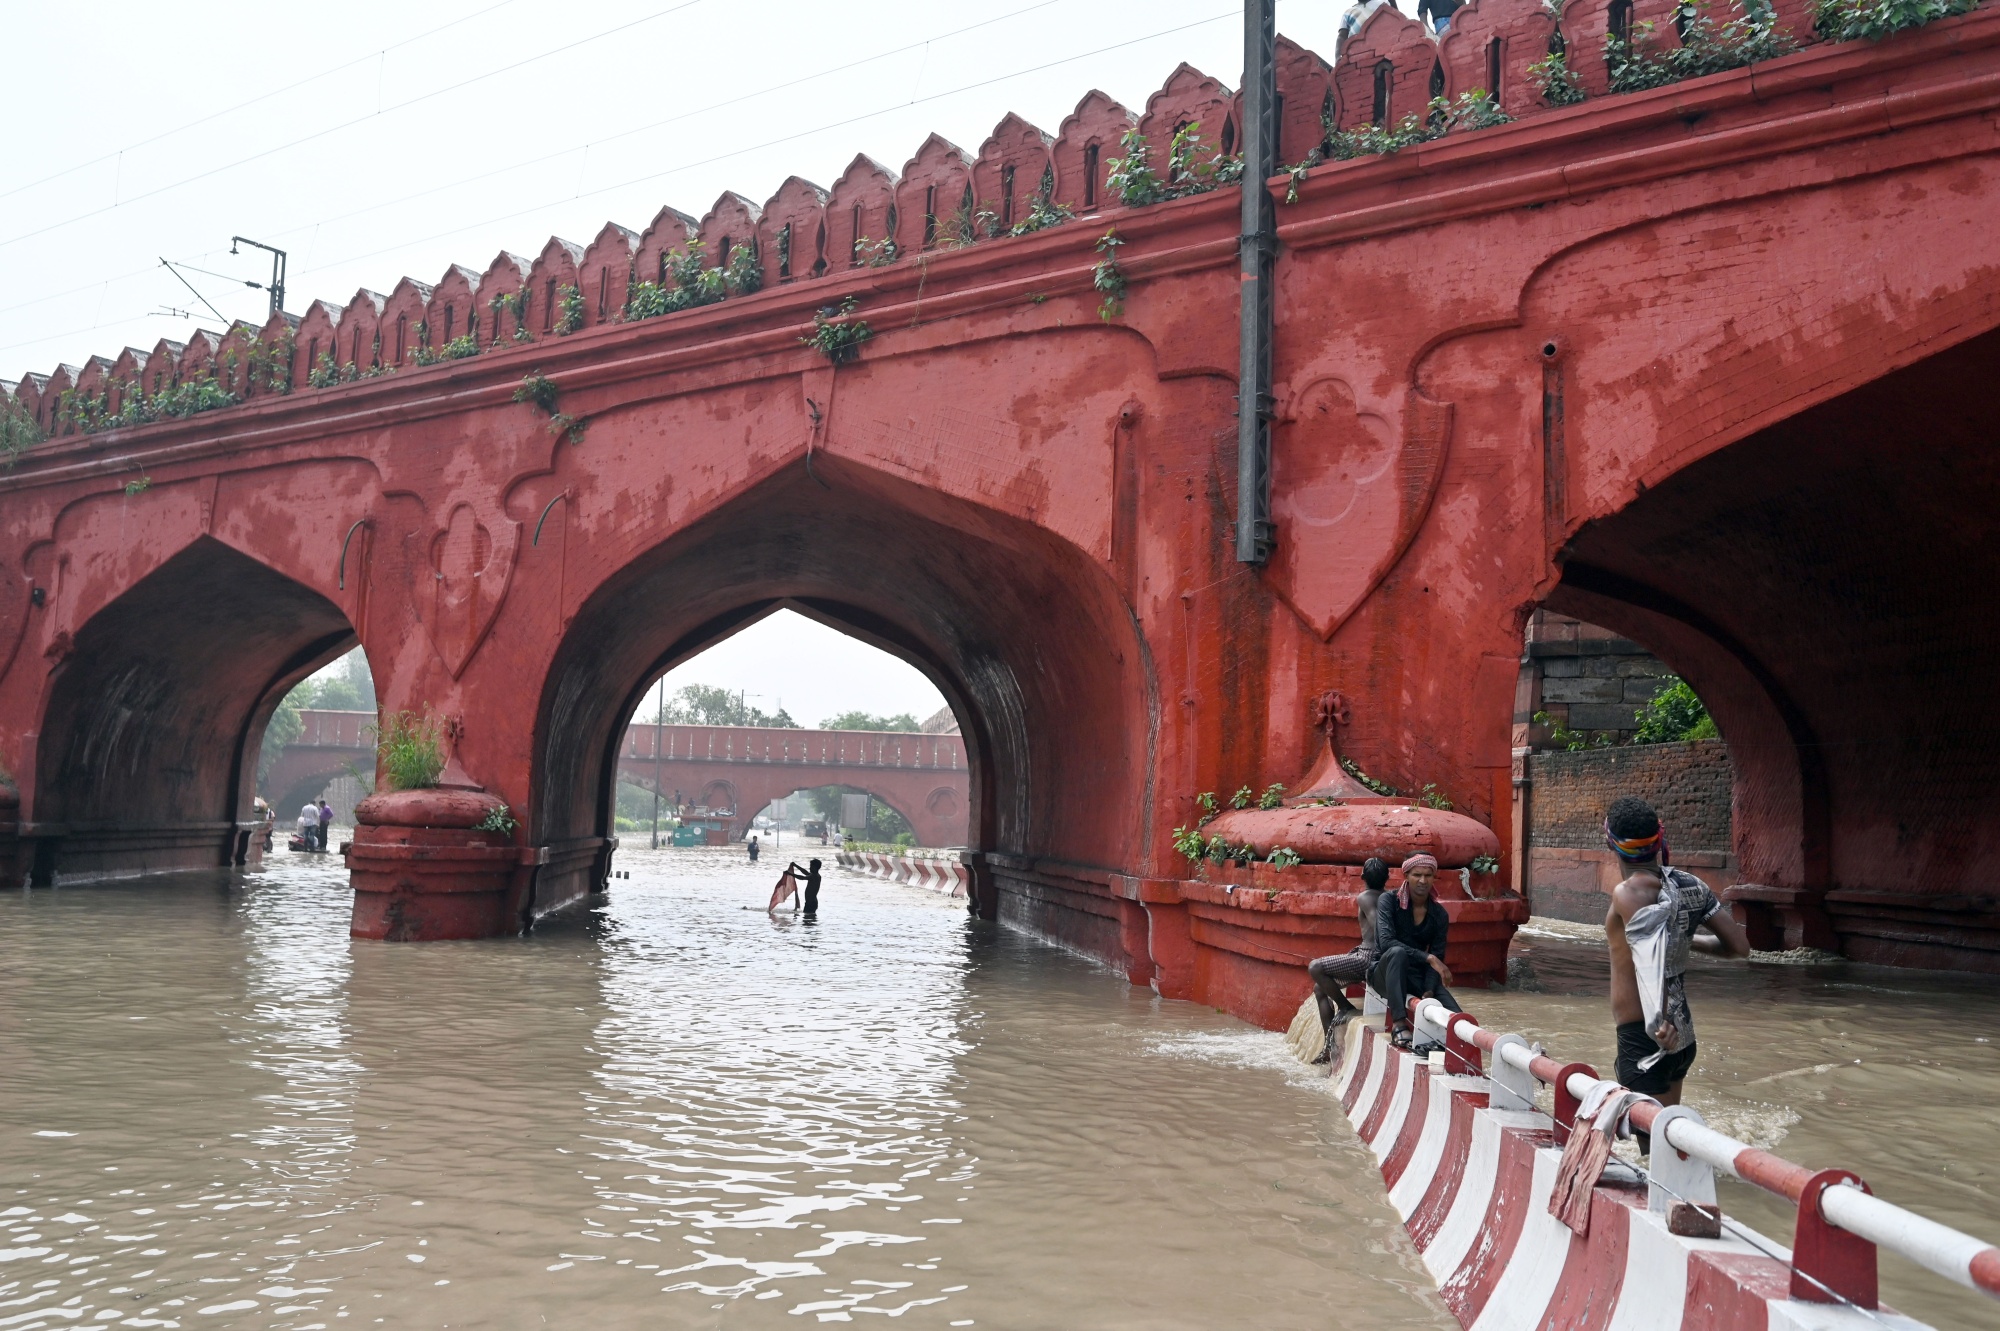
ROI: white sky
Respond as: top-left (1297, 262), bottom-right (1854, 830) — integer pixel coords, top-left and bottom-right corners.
top-left (646, 609), bottom-right (948, 729)
top-left (0, 1), bottom-right (1341, 379)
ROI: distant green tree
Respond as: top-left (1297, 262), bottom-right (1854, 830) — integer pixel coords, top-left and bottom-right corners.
top-left (819, 709), bottom-right (921, 732)
top-left (1632, 677), bottom-right (1719, 743)
top-left (798, 783), bottom-right (916, 842)
top-left (657, 683), bottom-right (798, 728)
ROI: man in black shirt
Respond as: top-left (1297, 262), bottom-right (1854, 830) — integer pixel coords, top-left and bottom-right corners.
top-left (787, 857), bottom-right (823, 916)
top-left (1372, 852), bottom-right (1462, 1048)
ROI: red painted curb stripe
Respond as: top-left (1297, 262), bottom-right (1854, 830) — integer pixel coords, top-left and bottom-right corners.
top-left (1380, 1064), bottom-right (1433, 1190)
top-left (1358, 1045), bottom-right (1408, 1143)
top-left (1440, 1124), bottom-right (1550, 1324)
top-left (1341, 1029), bottom-right (1377, 1115)
top-left (1535, 1188), bottom-right (1634, 1331)
top-left (1407, 1087), bottom-right (1486, 1249)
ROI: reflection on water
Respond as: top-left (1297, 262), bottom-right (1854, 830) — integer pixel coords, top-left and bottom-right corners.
top-left (1485, 917), bottom-right (2000, 1329)
top-left (0, 848), bottom-right (1449, 1329)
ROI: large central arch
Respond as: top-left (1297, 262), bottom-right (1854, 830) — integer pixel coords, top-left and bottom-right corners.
top-left (531, 456), bottom-right (1156, 929)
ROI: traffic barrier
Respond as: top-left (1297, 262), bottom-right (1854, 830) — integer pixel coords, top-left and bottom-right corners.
top-left (1321, 998), bottom-right (1998, 1329)
top-left (835, 849), bottom-right (967, 897)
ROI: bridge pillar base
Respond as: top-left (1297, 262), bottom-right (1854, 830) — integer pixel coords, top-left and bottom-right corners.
top-left (346, 787), bottom-right (520, 942)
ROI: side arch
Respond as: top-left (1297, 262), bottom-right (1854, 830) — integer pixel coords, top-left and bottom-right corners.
top-left (31, 536), bottom-right (360, 881)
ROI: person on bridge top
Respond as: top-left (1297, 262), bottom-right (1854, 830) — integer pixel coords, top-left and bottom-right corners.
top-left (1306, 857), bottom-right (1390, 1063)
top-left (1604, 797), bottom-right (1749, 1146)
top-left (787, 857), bottom-right (823, 917)
top-left (748, 835), bottom-right (760, 864)
top-left (1336, 0), bottom-right (1394, 53)
top-left (1373, 853), bottom-right (1462, 1049)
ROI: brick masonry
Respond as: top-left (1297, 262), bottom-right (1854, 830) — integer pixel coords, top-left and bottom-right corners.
top-left (1522, 739), bottom-right (1738, 923)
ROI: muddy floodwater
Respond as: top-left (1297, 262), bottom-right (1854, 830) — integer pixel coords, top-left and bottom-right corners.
top-left (4, 854), bottom-right (1996, 1329)
top-left (0, 848), bottom-right (1449, 1330)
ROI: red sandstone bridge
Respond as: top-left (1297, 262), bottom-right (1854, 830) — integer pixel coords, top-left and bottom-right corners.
top-left (4, 1), bottom-right (2000, 1011)
top-left (264, 710), bottom-right (968, 846)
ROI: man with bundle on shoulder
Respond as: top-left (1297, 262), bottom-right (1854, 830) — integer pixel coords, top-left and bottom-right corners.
top-left (1602, 795), bottom-right (1750, 1149)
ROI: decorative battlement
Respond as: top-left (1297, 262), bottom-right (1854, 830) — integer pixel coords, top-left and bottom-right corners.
top-left (0, 0), bottom-right (1921, 438)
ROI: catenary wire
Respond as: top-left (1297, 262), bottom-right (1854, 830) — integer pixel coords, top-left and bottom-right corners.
top-left (0, 11), bottom-right (1233, 359)
top-left (0, 0), bottom-right (525, 205)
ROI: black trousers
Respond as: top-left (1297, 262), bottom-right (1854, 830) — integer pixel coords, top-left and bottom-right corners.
top-left (1372, 944), bottom-right (1461, 1027)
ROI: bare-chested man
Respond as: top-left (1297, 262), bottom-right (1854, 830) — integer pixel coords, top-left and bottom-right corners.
top-left (1603, 796), bottom-right (1750, 1148)
top-left (1306, 857), bottom-right (1389, 1062)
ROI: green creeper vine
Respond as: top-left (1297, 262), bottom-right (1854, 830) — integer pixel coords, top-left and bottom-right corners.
top-left (1092, 228), bottom-right (1128, 321)
top-left (554, 284), bottom-right (585, 336)
top-left (512, 371), bottom-right (585, 443)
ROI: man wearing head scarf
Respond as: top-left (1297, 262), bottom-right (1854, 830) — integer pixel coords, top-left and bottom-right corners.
top-left (1372, 852), bottom-right (1462, 1048)
top-left (1603, 796), bottom-right (1749, 1149)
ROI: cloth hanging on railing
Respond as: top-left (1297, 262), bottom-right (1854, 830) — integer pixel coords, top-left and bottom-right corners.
top-left (1550, 1083), bottom-right (1658, 1236)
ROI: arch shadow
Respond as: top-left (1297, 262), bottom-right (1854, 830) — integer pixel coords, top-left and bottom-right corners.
top-left (1547, 325), bottom-right (2000, 970)
top-left (32, 536), bottom-right (361, 882)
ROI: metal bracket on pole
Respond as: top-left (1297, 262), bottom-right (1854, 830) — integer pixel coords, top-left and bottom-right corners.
top-left (1488, 1034), bottom-right (1540, 1112)
top-left (1647, 1105), bottom-right (1719, 1216)
top-left (1235, 0), bottom-right (1278, 565)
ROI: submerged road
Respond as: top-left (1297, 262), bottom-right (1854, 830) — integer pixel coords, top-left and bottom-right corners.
top-left (3, 851), bottom-right (1994, 1327)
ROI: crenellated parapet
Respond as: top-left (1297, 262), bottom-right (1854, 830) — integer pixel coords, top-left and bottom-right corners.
top-left (0, 0), bottom-right (1906, 439)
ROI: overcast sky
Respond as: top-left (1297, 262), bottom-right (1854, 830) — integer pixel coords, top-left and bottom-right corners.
top-left (1, 0), bottom-right (1339, 377)
top-left (13, 1), bottom-right (1338, 725)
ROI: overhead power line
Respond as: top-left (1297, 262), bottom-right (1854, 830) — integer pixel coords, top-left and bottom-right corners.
top-left (0, 0), bottom-right (712, 255)
top-left (0, 0), bottom-right (525, 206)
top-left (0, 10), bottom-right (1234, 361)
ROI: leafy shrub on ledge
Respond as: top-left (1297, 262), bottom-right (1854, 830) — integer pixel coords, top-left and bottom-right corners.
top-left (801, 297), bottom-right (873, 364)
top-left (1606, 2), bottom-right (1794, 93)
top-left (623, 241), bottom-right (764, 322)
top-left (2, 397), bottom-right (44, 462)
top-left (1327, 90), bottom-right (1512, 159)
top-left (1105, 122), bottom-right (1245, 208)
top-left (1814, 0), bottom-right (1976, 40)
top-left (1528, 50), bottom-right (1589, 105)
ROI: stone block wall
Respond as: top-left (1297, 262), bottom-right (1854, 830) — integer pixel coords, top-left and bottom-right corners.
top-left (1513, 610), bottom-right (1675, 746)
top-left (1520, 739), bottom-right (1738, 923)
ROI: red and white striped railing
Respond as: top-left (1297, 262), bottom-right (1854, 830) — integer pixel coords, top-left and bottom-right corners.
top-left (835, 849), bottom-right (967, 898)
top-left (1407, 997), bottom-right (2000, 1313)
top-left (1327, 993), bottom-right (1997, 1327)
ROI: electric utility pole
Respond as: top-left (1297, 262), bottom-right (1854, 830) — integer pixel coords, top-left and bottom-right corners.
top-left (650, 677), bottom-right (666, 848)
top-left (231, 236), bottom-right (288, 316)
top-left (1236, 0), bottom-right (1278, 564)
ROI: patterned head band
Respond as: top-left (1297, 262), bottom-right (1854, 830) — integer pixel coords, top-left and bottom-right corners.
top-left (1604, 820), bottom-right (1663, 862)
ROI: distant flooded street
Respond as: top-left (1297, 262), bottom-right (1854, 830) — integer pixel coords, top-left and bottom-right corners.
top-left (0, 849), bottom-right (1448, 1330)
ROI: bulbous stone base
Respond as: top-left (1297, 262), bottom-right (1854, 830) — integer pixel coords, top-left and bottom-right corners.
top-left (347, 786), bottom-right (519, 941)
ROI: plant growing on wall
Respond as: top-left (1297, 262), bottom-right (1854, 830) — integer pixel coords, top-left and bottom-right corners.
top-left (308, 352), bottom-right (341, 389)
top-left (1606, 2), bottom-right (1793, 92)
top-left (1469, 854), bottom-right (1500, 874)
top-left (1813, 0), bottom-right (1972, 39)
top-left (1419, 783), bottom-right (1453, 811)
top-left (554, 284), bottom-right (586, 336)
top-left (511, 372), bottom-right (585, 443)
top-left (1092, 228), bottom-right (1128, 320)
top-left (1631, 676), bottom-right (1718, 742)
top-left (439, 334), bottom-right (481, 361)
top-left (801, 297), bottom-right (873, 364)
top-left (0, 396), bottom-right (43, 464)
top-left (1532, 709), bottom-right (1611, 751)
top-left (1230, 784), bottom-right (1255, 809)
top-left (1268, 846), bottom-right (1302, 869)
top-left (1527, 50), bottom-right (1588, 105)
top-left (1259, 783), bottom-right (1286, 810)
top-left (1340, 756), bottom-right (1399, 797)
top-left (373, 709), bottom-right (448, 790)
top-left (472, 806), bottom-right (518, 834)
top-left (123, 475), bottom-right (151, 495)
top-left (854, 234), bottom-right (899, 267)
top-left (622, 242), bottom-right (763, 323)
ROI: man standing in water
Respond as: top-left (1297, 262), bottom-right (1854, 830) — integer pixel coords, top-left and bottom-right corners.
top-left (1306, 857), bottom-right (1390, 1062)
top-left (1603, 796), bottom-right (1750, 1143)
top-left (317, 799), bottom-right (334, 852)
top-left (786, 857), bottom-right (823, 916)
top-left (748, 835), bottom-right (760, 864)
top-left (1373, 853), bottom-right (1462, 1049)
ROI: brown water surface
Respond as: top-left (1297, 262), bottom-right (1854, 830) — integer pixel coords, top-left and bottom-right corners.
top-left (0, 847), bottom-right (1450, 1330)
